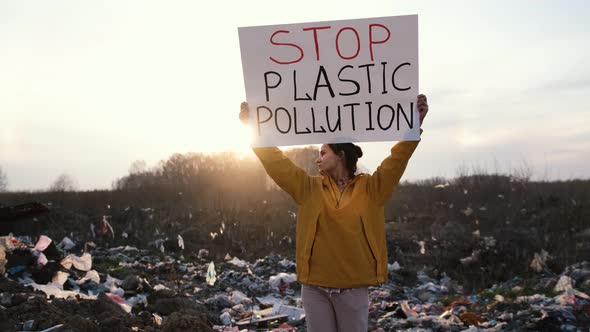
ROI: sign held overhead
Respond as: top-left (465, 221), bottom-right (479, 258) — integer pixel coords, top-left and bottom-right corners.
top-left (239, 15), bottom-right (419, 147)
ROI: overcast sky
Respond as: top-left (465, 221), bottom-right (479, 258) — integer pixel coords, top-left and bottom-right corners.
top-left (1, 0), bottom-right (589, 191)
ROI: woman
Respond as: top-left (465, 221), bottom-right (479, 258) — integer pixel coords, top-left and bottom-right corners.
top-left (239, 95), bottom-right (429, 332)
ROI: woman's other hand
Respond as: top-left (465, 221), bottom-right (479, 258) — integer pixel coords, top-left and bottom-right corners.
top-left (239, 102), bottom-right (250, 125)
top-left (418, 94), bottom-right (429, 127)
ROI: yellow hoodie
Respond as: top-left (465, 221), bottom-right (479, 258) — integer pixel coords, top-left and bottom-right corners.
top-left (253, 136), bottom-right (420, 288)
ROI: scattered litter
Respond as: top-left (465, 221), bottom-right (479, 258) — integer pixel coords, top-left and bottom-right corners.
top-left (71, 252), bottom-right (93, 271)
top-left (229, 256), bottom-right (248, 268)
top-left (207, 261), bottom-right (217, 286)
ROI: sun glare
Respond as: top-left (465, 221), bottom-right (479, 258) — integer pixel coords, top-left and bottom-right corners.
top-left (193, 118), bottom-right (255, 157)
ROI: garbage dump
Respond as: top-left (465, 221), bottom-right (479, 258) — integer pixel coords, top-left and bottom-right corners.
top-left (0, 230), bottom-right (589, 331)
top-left (0, 181), bottom-right (589, 332)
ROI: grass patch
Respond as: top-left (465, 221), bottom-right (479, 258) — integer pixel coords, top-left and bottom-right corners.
top-left (93, 257), bottom-right (135, 279)
top-left (107, 266), bottom-right (134, 279)
top-left (478, 286), bottom-right (558, 301)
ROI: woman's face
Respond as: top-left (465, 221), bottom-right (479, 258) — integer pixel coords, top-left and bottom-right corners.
top-left (316, 144), bottom-right (342, 173)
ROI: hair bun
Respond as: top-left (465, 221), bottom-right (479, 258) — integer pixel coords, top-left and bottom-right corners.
top-left (354, 145), bottom-right (363, 158)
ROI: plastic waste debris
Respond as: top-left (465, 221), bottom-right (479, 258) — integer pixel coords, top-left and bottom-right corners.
top-left (33, 235), bottom-right (52, 252)
top-left (257, 294), bottom-right (284, 307)
top-left (60, 255), bottom-right (73, 269)
top-left (460, 250), bottom-right (481, 265)
top-left (272, 303), bottom-right (305, 320)
top-left (462, 207), bottom-right (473, 216)
top-left (388, 261), bottom-right (401, 271)
top-left (483, 236), bottom-right (496, 248)
top-left (153, 284), bottom-right (170, 291)
top-left (269, 273), bottom-right (297, 288)
top-left (100, 216), bottom-right (115, 238)
top-left (554, 275), bottom-right (574, 292)
top-left (35, 252), bottom-right (48, 266)
top-left (77, 270), bottom-right (100, 284)
top-left (530, 249), bottom-right (550, 272)
top-left (400, 300), bottom-right (419, 317)
top-left (220, 311), bottom-right (232, 325)
top-left (57, 237), bottom-right (75, 251)
top-left (26, 281), bottom-right (96, 299)
top-left (177, 234), bottom-right (184, 250)
top-left (51, 271), bottom-right (70, 285)
top-left (105, 292), bottom-right (132, 313)
top-left (127, 294), bottom-right (148, 308)
top-left (278, 258), bottom-right (295, 269)
top-left (230, 290), bottom-right (251, 306)
top-left (71, 252), bottom-right (92, 271)
top-left (153, 313), bottom-right (163, 326)
top-left (207, 261), bottom-right (217, 286)
top-left (272, 323), bottom-right (297, 331)
top-left (229, 256), bottom-right (247, 268)
top-left (198, 249), bottom-right (209, 259)
top-left (212, 326), bottom-right (239, 332)
top-left (40, 324), bottom-right (64, 332)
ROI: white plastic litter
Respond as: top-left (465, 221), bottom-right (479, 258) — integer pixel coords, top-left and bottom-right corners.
top-left (272, 303), bottom-right (305, 320)
top-left (230, 290), bottom-right (250, 305)
top-left (278, 259), bottom-right (295, 268)
top-left (33, 235), bottom-right (52, 252)
top-left (27, 282), bottom-right (96, 299)
top-left (388, 261), bottom-right (401, 271)
top-left (36, 252), bottom-right (48, 266)
top-left (229, 257), bottom-right (247, 268)
top-left (60, 255), bottom-right (73, 269)
top-left (57, 237), bottom-right (76, 251)
top-left (51, 271), bottom-right (70, 286)
top-left (269, 273), bottom-right (297, 288)
top-left (418, 241), bottom-right (426, 255)
top-left (177, 234), bottom-right (185, 250)
top-left (72, 253), bottom-right (92, 271)
top-left (101, 216), bottom-right (115, 238)
top-left (104, 275), bottom-right (122, 291)
top-left (530, 250), bottom-right (550, 273)
top-left (206, 262), bottom-right (217, 286)
top-left (153, 284), bottom-right (170, 291)
top-left (554, 275), bottom-right (574, 292)
top-left (77, 270), bottom-right (100, 284)
top-left (127, 294), bottom-right (148, 308)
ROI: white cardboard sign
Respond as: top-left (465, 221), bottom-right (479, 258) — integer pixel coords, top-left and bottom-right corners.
top-left (238, 15), bottom-right (419, 147)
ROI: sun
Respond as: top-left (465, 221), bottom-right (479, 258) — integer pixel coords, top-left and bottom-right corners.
top-left (194, 117), bottom-right (255, 156)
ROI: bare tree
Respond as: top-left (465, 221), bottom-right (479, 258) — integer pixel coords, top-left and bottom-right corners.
top-left (284, 146), bottom-right (320, 176)
top-left (0, 166), bottom-right (7, 192)
top-left (49, 173), bottom-right (78, 192)
top-left (129, 160), bottom-right (147, 175)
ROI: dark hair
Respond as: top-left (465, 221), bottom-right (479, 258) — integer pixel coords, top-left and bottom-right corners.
top-left (327, 143), bottom-right (363, 177)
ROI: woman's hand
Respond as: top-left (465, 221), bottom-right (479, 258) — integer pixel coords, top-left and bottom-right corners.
top-left (418, 94), bottom-right (429, 127)
top-left (239, 102), bottom-right (250, 125)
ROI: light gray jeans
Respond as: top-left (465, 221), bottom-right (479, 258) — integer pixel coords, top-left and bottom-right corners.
top-left (301, 284), bottom-right (369, 332)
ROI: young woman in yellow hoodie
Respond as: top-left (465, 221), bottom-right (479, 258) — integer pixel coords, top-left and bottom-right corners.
top-left (240, 94), bottom-right (429, 332)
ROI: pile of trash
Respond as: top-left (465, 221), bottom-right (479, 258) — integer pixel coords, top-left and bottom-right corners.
top-left (1, 233), bottom-right (589, 331)
top-left (370, 263), bottom-right (590, 331)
